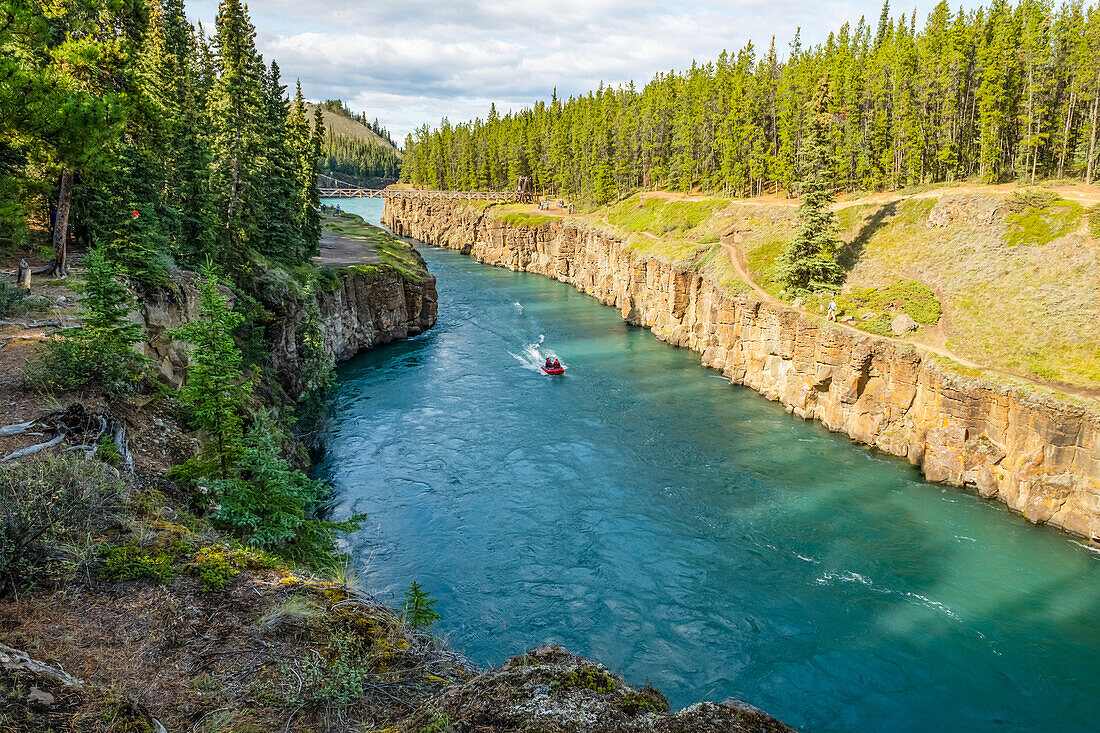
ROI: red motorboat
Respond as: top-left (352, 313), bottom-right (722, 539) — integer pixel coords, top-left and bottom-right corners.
top-left (541, 358), bottom-right (565, 375)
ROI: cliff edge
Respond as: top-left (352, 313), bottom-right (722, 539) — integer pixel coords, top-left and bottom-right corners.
top-left (385, 197), bottom-right (1100, 542)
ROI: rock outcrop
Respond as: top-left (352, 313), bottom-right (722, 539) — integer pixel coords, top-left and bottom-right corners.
top-left (385, 198), bottom-right (1100, 541)
top-left (140, 266), bottom-right (437, 398)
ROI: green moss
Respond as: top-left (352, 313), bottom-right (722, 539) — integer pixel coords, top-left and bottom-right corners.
top-left (617, 686), bottom-right (671, 715)
top-left (697, 232), bottom-right (720, 244)
top-left (99, 538), bottom-right (190, 584)
top-left (1004, 199), bottom-right (1082, 247)
top-left (411, 716), bottom-right (453, 733)
top-left (551, 666), bottom-right (617, 693)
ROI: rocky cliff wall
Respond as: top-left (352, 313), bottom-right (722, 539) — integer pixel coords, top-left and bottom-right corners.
top-left (140, 266), bottom-right (437, 398)
top-left (384, 197), bottom-right (1100, 541)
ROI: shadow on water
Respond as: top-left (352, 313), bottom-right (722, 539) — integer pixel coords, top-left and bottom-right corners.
top-left (319, 234), bottom-right (1100, 733)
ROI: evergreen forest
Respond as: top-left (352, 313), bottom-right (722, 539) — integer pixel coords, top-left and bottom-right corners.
top-left (314, 101), bottom-right (402, 185)
top-left (401, 0), bottom-right (1100, 203)
top-left (1, 0), bottom-right (325, 284)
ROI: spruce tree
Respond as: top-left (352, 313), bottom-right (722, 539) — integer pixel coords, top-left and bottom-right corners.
top-left (776, 75), bottom-right (844, 293)
top-left (171, 265), bottom-right (253, 479)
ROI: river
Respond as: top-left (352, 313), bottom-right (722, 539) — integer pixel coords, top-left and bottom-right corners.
top-left (318, 198), bottom-right (1100, 731)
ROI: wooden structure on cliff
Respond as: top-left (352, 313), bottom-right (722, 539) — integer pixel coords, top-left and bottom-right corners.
top-left (318, 173), bottom-right (532, 202)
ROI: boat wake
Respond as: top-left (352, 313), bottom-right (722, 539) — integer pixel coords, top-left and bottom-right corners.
top-left (508, 334), bottom-right (564, 374)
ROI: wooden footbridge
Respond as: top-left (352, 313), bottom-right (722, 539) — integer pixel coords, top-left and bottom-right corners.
top-left (318, 174), bottom-right (533, 202)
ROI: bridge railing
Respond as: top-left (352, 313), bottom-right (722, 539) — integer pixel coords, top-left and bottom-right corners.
top-left (318, 188), bottom-right (525, 202)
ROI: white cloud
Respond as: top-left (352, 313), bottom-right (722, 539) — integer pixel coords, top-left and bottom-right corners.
top-left (188, 0), bottom-right (983, 140)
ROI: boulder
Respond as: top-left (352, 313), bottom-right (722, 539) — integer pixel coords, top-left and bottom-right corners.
top-left (861, 311), bottom-right (877, 320)
top-left (792, 297), bottom-right (804, 308)
top-left (891, 313), bottom-right (919, 335)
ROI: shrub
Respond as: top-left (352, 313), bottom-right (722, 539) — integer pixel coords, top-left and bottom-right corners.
top-left (285, 629), bottom-right (374, 707)
top-left (209, 413), bottom-right (362, 566)
top-left (0, 456), bottom-right (125, 596)
top-left (836, 280), bottom-right (942, 327)
top-left (27, 247), bottom-right (148, 395)
top-left (1088, 205), bottom-right (1100, 239)
top-left (0, 280), bottom-right (50, 319)
top-left (1006, 189), bottom-right (1061, 212)
top-left (98, 538), bottom-right (190, 584)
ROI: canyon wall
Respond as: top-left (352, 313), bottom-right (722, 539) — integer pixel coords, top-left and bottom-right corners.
top-left (141, 266), bottom-right (437, 398)
top-left (385, 198), bottom-right (1100, 541)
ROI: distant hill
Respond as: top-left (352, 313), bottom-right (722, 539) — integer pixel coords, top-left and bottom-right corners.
top-left (307, 100), bottom-right (401, 187)
top-left (305, 102), bottom-right (399, 154)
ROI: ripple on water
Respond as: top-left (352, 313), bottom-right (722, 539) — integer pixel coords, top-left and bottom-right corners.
top-left (314, 225), bottom-right (1100, 733)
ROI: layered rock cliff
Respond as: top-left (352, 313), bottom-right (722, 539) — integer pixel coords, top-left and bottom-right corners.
top-left (385, 198), bottom-right (1100, 542)
top-left (140, 266), bottom-right (437, 397)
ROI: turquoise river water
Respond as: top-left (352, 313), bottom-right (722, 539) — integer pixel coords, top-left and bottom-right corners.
top-left (318, 199), bottom-right (1100, 731)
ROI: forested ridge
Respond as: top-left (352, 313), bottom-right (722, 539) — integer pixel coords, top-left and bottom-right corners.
top-left (402, 0), bottom-right (1100, 202)
top-left (310, 100), bottom-right (403, 185)
top-left (1, 0), bottom-right (324, 284)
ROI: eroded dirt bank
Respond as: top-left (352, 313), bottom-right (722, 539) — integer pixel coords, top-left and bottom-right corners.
top-left (385, 198), bottom-right (1100, 542)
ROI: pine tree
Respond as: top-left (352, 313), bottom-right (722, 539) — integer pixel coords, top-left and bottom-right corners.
top-left (776, 75), bottom-right (845, 293)
top-left (171, 264), bottom-right (253, 479)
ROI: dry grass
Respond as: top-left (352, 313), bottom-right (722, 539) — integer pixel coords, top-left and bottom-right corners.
top-left (733, 192), bottom-right (1100, 389)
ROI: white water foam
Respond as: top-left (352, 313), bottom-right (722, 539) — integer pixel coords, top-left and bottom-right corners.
top-left (815, 570), bottom-right (962, 621)
top-left (508, 335), bottom-right (564, 374)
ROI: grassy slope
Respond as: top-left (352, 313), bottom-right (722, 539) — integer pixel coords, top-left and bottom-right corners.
top-left (485, 190), bottom-right (1100, 390)
top-left (304, 102), bottom-right (400, 154)
top-left (737, 192), bottom-right (1098, 388)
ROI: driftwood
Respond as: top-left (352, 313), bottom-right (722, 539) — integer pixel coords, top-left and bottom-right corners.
top-left (0, 406), bottom-right (132, 468)
top-left (0, 420), bottom-right (36, 437)
top-left (112, 421), bottom-right (133, 471)
top-left (1, 430), bottom-right (66, 462)
top-left (0, 642), bottom-right (83, 688)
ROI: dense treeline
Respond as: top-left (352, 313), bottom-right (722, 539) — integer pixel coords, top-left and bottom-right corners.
top-left (320, 134), bottom-right (402, 184)
top-left (402, 0), bottom-right (1100, 202)
top-left (0, 0), bottom-right (325, 284)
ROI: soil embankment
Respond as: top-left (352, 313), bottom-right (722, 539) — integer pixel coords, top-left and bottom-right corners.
top-left (385, 197), bottom-right (1100, 542)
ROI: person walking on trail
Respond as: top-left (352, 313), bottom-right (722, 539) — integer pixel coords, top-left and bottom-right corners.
top-left (827, 298), bottom-right (837, 322)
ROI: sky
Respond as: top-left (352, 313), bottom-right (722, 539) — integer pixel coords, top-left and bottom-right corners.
top-left (186, 0), bottom-right (975, 142)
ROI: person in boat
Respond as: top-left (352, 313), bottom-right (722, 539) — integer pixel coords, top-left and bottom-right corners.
top-left (552, 359), bottom-right (561, 370)
top-left (545, 357), bottom-right (554, 369)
